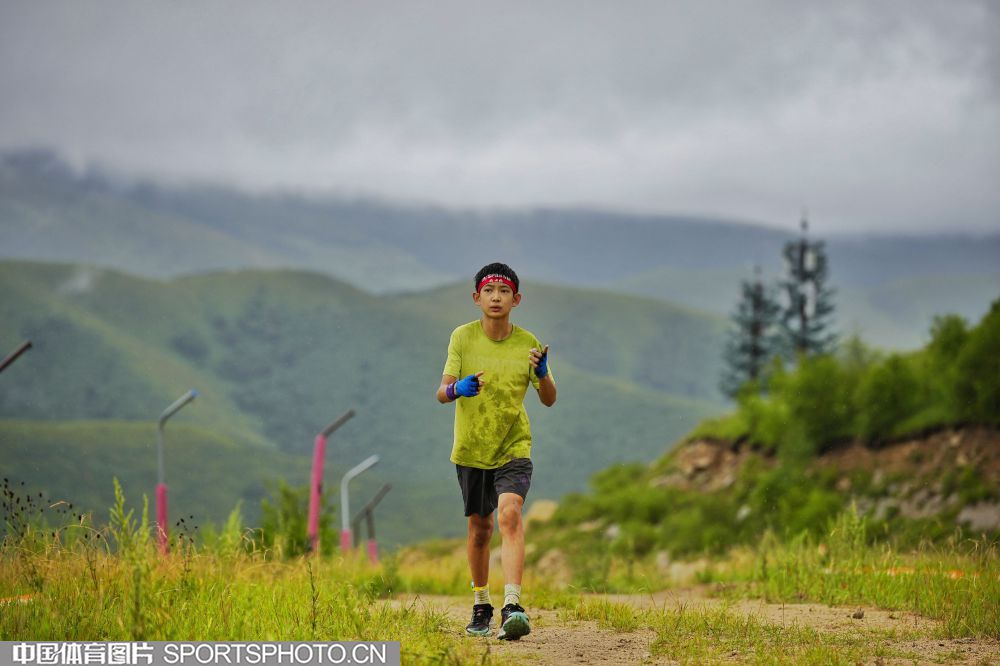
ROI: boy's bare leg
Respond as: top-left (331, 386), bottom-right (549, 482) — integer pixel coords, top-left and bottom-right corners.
top-left (497, 493), bottom-right (525, 585)
top-left (467, 513), bottom-right (494, 586)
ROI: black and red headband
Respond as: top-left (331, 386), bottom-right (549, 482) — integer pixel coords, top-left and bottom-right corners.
top-left (477, 273), bottom-right (518, 294)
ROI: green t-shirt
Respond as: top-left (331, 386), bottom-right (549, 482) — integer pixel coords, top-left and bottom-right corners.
top-left (443, 320), bottom-right (551, 469)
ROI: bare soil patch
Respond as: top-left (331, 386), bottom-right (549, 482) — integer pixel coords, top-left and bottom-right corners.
top-left (394, 587), bottom-right (1000, 665)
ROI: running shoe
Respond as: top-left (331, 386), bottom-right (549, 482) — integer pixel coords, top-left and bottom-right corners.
top-left (497, 603), bottom-right (530, 640)
top-left (465, 603), bottom-right (493, 636)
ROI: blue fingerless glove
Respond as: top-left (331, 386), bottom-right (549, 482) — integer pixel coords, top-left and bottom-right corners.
top-left (452, 374), bottom-right (481, 398)
top-left (535, 350), bottom-right (549, 379)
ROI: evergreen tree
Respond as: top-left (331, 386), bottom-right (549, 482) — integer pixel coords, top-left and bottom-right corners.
top-left (720, 266), bottom-right (782, 398)
top-left (779, 213), bottom-right (837, 357)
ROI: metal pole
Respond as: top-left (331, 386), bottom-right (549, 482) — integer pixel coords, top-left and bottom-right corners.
top-left (156, 389), bottom-right (198, 555)
top-left (353, 484), bottom-right (392, 521)
top-left (339, 455), bottom-right (378, 552)
top-left (350, 484), bottom-right (391, 562)
top-left (307, 409), bottom-right (355, 553)
top-left (0, 341), bottom-right (32, 374)
top-left (352, 515), bottom-right (363, 549)
top-left (365, 510), bottom-right (378, 564)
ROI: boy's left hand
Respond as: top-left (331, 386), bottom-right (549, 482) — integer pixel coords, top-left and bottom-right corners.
top-left (529, 345), bottom-right (550, 379)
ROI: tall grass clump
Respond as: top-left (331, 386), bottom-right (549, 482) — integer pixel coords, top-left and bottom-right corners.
top-left (0, 480), bottom-right (501, 664)
top-left (647, 601), bottom-right (909, 664)
top-left (713, 506), bottom-right (1000, 639)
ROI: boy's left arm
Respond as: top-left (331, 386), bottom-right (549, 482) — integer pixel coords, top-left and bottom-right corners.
top-left (529, 345), bottom-right (557, 407)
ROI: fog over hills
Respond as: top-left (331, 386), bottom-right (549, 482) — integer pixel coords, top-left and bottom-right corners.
top-left (2, 148), bottom-right (998, 350)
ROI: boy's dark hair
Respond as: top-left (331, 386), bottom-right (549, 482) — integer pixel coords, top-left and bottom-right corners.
top-left (474, 262), bottom-right (519, 293)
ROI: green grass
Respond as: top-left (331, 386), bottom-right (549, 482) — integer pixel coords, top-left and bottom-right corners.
top-left (553, 596), bottom-right (928, 664)
top-left (0, 542), bottom-right (939, 665)
top-left (4, 505), bottom-right (994, 665)
top-left (0, 535), bottom-right (497, 664)
top-left (559, 598), bottom-right (642, 631)
top-left (395, 508), bottom-right (1000, 644)
top-left (647, 603), bottom-right (921, 665)
top-left (705, 510), bottom-right (1000, 639)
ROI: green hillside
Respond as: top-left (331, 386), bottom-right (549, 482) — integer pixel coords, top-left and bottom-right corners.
top-left (0, 260), bottom-right (725, 545)
top-left (0, 420), bottom-right (309, 530)
top-left (0, 263), bottom-right (270, 445)
top-left (523, 302), bottom-right (1000, 588)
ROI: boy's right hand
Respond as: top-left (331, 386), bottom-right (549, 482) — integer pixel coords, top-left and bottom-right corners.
top-left (454, 372), bottom-right (484, 398)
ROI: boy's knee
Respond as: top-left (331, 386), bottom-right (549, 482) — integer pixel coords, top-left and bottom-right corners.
top-left (470, 526), bottom-right (492, 547)
top-left (469, 518), bottom-right (493, 546)
top-left (497, 504), bottom-right (522, 533)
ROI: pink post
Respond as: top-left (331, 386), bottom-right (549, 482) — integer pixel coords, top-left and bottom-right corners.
top-left (156, 483), bottom-right (169, 555)
top-left (340, 529), bottom-right (352, 553)
top-left (366, 539), bottom-right (379, 565)
top-left (307, 434), bottom-right (326, 553)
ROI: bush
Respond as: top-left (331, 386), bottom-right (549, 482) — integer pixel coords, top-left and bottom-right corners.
top-left (854, 353), bottom-right (922, 444)
top-left (256, 480), bottom-right (336, 558)
top-left (768, 355), bottom-right (857, 457)
top-left (954, 300), bottom-right (1000, 426)
top-left (696, 305), bottom-right (996, 460)
top-left (737, 376), bottom-right (791, 452)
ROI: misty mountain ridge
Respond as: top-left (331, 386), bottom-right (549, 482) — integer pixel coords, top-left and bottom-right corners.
top-left (2, 147), bottom-right (998, 350)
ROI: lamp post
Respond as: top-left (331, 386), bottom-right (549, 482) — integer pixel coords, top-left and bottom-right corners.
top-left (307, 409), bottom-right (355, 553)
top-left (0, 341), bottom-right (32, 374)
top-left (156, 389), bottom-right (198, 555)
top-left (339, 455), bottom-right (378, 553)
top-left (351, 483), bottom-right (391, 564)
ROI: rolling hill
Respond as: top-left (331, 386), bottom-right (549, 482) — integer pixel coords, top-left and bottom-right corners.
top-left (0, 260), bottom-right (725, 546)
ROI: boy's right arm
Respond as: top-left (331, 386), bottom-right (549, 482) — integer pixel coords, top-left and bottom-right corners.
top-left (437, 372), bottom-right (486, 403)
top-left (440, 328), bottom-right (485, 403)
top-left (437, 375), bottom-right (458, 404)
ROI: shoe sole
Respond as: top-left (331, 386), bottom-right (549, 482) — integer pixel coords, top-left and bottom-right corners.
top-left (497, 612), bottom-right (530, 641)
top-left (465, 627), bottom-right (491, 637)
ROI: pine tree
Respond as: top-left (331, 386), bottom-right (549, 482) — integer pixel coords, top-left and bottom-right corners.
top-left (779, 213), bottom-right (837, 357)
top-left (720, 266), bottom-right (782, 398)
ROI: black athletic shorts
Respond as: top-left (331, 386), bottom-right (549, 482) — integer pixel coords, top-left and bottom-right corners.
top-left (456, 457), bottom-right (533, 518)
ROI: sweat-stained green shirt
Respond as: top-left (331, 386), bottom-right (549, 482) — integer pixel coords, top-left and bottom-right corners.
top-left (443, 320), bottom-right (551, 469)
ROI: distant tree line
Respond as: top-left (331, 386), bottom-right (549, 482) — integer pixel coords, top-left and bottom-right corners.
top-left (705, 298), bottom-right (1000, 458)
top-left (717, 212), bottom-right (999, 453)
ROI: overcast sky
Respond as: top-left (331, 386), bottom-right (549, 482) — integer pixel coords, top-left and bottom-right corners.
top-left (1, 1), bottom-right (998, 233)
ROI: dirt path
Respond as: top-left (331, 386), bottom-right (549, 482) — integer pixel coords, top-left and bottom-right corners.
top-left (394, 588), bottom-right (999, 665)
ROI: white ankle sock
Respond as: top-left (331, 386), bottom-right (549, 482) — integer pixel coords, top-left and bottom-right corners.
top-left (504, 583), bottom-right (521, 607)
top-left (473, 584), bottom-right (491, 606)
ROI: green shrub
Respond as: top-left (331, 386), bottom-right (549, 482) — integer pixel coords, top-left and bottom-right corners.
top-left (692, 306), bottom-right (996, 461)
top-left (256, 480), bottom-right (335, 558)
top-left (590, 462), bottom-right (647, 495)
top-left (925, 313), bottom-right (969, 400)
top-left (780, 355), bottom-right (858, 451)
top-left (954, 299), bottom-right (1000, 425)
top-left (551, 491), bottom-right (599, 526)
top-left (737, 381), bottom-right (791, 453)
top-left (854, 353), bottom-right (922, 444)
top-left (685, 412), bottom-right (749, 443)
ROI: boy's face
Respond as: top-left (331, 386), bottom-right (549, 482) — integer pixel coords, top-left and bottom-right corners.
top-left (473, 281), bottom-right (521, 319)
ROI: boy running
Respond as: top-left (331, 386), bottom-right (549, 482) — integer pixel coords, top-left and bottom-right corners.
top-left (436, 262), bottom-right (557, 640)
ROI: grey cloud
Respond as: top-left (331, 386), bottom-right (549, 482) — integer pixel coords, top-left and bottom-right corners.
top-left (1, 0), bottom-right (998, 232)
